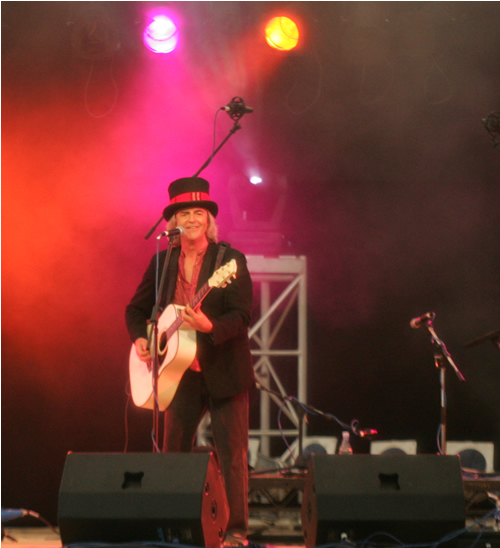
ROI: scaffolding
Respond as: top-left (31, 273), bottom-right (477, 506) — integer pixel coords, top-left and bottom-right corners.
top-left (197, 255), bottom-right (307, 459)
top-left (247, 255), bottom-right (307, 458)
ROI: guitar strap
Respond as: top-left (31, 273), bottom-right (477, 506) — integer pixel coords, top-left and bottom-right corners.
top-left (215, 241), bottom-right (230, 271)
top-left (162, 246), bottom-right (181, 309)
top-left (162, 242), bottom-right (229, 308)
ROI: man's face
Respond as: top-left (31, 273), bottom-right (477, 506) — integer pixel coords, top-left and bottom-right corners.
top-left (175, 208), bottom-right (209, 242)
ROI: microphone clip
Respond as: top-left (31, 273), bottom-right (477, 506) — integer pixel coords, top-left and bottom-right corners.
top-left (222, 96), bottom-right (252, 122)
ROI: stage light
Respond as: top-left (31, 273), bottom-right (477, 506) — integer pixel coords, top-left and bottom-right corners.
top-left (265, 17), bottom-right (299, 51)
top-left (227, 173), bottom-right (288, 255)
top-left (143, 14), bottom-right (178, 54)
top-left (249, 176), bottom-right (263, 185)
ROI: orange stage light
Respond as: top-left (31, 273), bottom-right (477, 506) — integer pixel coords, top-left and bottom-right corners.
top-left (265, 16), bottom-right (299, 51)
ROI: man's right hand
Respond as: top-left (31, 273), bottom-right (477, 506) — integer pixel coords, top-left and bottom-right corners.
top-left (134, 337), bottom-right (152, 363)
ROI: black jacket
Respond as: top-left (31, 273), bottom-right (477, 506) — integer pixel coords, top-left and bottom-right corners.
top-left (125, 242), bottom-right (255, 399)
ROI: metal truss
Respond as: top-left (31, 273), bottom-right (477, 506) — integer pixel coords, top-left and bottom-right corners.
top-left (197, 255), bottom-right (307, 458)
top-left (247, 255), bottom-right (307, 457)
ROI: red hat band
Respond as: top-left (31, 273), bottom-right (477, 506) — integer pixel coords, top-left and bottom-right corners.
top-left (170, 191), bottom-right (211, 205)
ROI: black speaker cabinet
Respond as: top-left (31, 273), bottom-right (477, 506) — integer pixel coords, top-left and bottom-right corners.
top-left (58, 452), bottom-right (229, 547)
top-left (301, 455), bottom-right (465, 546)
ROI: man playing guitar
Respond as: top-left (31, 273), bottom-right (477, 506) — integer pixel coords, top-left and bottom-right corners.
top-left (126, 176), bottom-right (255, 547)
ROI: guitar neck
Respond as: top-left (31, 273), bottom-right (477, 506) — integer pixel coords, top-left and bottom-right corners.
top-left (165, 281), bottom-right (211, 339)
top-left (191, 281), bottom-right (210, 310)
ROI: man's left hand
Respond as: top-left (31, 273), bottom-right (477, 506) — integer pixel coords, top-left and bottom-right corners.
top-left (181, 303), bottom-right (213, 333)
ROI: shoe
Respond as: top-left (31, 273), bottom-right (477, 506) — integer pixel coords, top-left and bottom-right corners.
top-left (222, 532), bottom-right (248, 547)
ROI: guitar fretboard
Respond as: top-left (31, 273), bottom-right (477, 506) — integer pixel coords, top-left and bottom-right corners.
top-left (165, 281), bottom-right (210, 341)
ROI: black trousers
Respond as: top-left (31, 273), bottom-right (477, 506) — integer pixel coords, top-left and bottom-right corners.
top-left (162, 369), bottom-right (249, 536)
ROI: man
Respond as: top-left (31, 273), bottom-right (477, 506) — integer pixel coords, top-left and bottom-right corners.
top-left (125, 177), bottom-right (255, 546)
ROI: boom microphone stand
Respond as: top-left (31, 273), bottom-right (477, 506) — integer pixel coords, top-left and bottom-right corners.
top-left (144, 97), bottom-right (250, 241)
top-left (146, 235), bottom-right (177, 451)
top-left (465, 328), bottom-right (500, 350)
top-left (256, 383), bottom-right (377, 469)
top-left (141, 98), bottom-right (252, 449)
top-left (418, 315), bottom-right (465, 455)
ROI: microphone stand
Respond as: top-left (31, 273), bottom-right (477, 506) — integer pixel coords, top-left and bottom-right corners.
top-left (464, 328), bottom-right (500, 350)
top-left (255, 383), bottom-right (376, 470)
top-left (422, 318), bottom-right (465, 456)
top-left (139, 101), bottom-right (249, 446)
top-left (255, 383), bottom-right (312, 469)
top-left (146, 235), bottom-right (177, 452)
top-left (144, 119), bottom-right (242, 240)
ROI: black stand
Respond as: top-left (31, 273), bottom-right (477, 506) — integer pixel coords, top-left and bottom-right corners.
top-left (143, 120), bottom-right (242, 240)
top-left (146, 236), bottom-right (177, 451)
top-left (465, 328), bottom-right (500, 350)
top-left (140, 100), bottom-right (250, 449)
top-left (293, 404), bottom-right (307, 469)
top-left (255, 382), bottom-right (375, 469)
top-left (253, 383), bottom-right (312, 469)
top-left (422, 319), bottom-right (465, 455)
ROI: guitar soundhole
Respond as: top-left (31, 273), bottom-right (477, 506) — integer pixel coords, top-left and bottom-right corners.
top-left (158, 330), bottom-right (168, 356)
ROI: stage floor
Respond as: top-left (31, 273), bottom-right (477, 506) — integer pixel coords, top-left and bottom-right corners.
top-left (2, 517), bottom-right (500, 548)
top-left (1, 519), bottom-right (304, 548)
top-left (2, 527), bottom-right (60, 548)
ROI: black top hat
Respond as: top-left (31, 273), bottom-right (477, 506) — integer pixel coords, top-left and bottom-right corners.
top-left (162, 177), bottom-right (219, 221)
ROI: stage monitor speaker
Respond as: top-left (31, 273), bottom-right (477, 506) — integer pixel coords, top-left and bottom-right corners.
top-left (301, 455), bottom-right (465, 546)
top-left (281, 436), bottom-right (338, 466)
top-left (58, 452), bottom-right (229, 547)
top-left (370, 440), bottom-right (417, 455)
top-left (447, 441), bottom-right (495, 473)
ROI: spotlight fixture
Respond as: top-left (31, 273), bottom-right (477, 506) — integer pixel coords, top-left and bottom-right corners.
top-left (227, 173), bottom-right (288, 255)
top-left (143, 14), bottom-right (178, 53)
top-left (265, 16), bottom-right (299, 51)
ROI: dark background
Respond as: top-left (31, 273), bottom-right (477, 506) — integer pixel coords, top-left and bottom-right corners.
top-left (2, 1), bottom-right (499, 525)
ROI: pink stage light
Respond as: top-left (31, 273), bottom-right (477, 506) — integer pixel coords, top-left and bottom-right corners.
top-left (143, 14), bottom-right (179, 54)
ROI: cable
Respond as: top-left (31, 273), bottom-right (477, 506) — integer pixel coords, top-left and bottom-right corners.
top-left (123, 381), bottom-right (131, 453)
top-left (1, 508), bottom-right (59, 537)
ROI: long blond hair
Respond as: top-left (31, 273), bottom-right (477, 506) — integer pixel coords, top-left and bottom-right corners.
top-left (166, 209), bottom-right (219, 245)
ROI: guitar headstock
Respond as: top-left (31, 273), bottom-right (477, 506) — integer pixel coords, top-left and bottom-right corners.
top-left (208, 259), bottom-right (237, 288)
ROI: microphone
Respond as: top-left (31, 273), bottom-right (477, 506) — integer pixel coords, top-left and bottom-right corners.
top-left (157, 226), bottom-right (185, 240)
top-left (220, 97), bottom-right (253, 121)
top-left (410, 312), bottom-right (436, 329)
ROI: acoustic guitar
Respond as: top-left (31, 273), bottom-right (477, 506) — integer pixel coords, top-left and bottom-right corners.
top-left (129, 259), bottom-right (237, 410)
